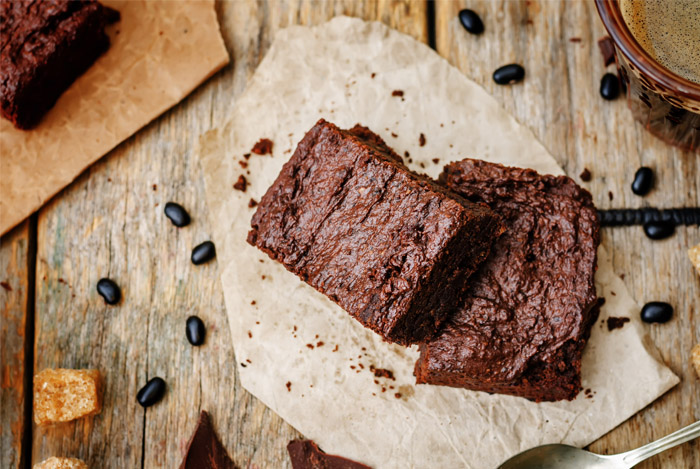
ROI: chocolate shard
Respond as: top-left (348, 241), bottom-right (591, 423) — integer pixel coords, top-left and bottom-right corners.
top-left (287, 440), bottom-right (371, 469)
top-left (180, 411), bottom-right (236, 469)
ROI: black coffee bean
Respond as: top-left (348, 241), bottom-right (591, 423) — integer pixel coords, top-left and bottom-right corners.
top-left (631, 167), bottom-right (654, 196)
top-left (643, 220), bottom-right (675, 240)
top-left (600, 73), bottom-right (620, 100)
top-left (459, 9), bottom-right (484, 35)
top-left (186, 316), bottom-right (206, 346)
top-left (493, 64), bottom-right (525, 85)
top-left (96, 278), bottom-right (121, 305)
top-left (191, 241), bottom-right (216, 265)
top-left (164, 202), bottom-right (191, 227)
top-left (640, 302), bottom-right (673, 323)
top-left (137, 377), bottom-right (166, 407)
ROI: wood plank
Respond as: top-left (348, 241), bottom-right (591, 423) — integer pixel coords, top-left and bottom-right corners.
top-left (435, 1), bottom-right (700, 468)
top-left (32, 1), bottom-right (426, 468)
top-left (0, 221), bottom-right (31, 469)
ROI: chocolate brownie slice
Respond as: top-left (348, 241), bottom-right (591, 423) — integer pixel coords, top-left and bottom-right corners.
top-left (415, 159), bottom-right (600, 401)
top-left (0, 0), bottom-right (119, 129)
top-left (248, 120), bottom-right (503, 345)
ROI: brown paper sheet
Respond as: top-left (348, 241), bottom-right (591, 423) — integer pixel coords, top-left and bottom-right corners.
top-left (197, 17), bottom-right (679, 469)
top-left (0, 0), bottom-right (229, 235)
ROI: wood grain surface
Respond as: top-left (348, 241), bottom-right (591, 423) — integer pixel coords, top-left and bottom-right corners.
top-left (0, 221), bottom-right (32, 469)
top-left (436, 1), bottom-right (699, 468)
top-left (0, 1), bottom-right (697, 468)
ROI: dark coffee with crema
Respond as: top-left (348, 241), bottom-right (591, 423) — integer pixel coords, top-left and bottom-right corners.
top-left (620, 0), bottom-right (700, 84)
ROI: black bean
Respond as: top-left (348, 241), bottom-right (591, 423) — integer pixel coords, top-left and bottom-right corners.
top-left (600, 73), bottom-right (620, 100)
top-left (493, 64), bottom-right (525, 85)
top-left (137, 377), bottom-right (166, 407)
top-left (186, 316), bottom-right (206, 346)
top-left (643, 220), bottom-right (675, 240)
top-left (191, 241), bottom-right (216, 265)
top-left (631, 167), bottom-right (653, 196)
top-left (96, 278), bottom-right (121, 305)
top-left (164, 202), bottom-right (191, 227)
top-left (640, 302), bottom-right (673, 323)
top-left (459, 9), bottom-right (484, 35)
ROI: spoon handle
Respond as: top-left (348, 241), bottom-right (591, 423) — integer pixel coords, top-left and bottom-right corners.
top-left (620, 420), bottom-right (700, 467)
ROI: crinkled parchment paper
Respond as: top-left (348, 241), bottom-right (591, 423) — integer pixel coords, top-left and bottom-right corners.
top-left (0, 0), bottom-right (229, 235)
top-left (197, 17), bottom-right (678, 469)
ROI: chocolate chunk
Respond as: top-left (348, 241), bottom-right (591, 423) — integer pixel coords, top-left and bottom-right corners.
top-left (180, 411), bottom-right (236, 469)
top-left (136, 377), bottom-right (166, 407)
top-left (606, 316), bottom-right (630, 331)
top-left (391, 90), bottom-right (404, 97)
top-left (233, 175), bottom-right (248, 192)
top-left (287, 440), bottom-right (370, 469)
top-left (96, 278), bottom-right (121, 305)
top-left (251, 138), bottom-right (273, 155)
top-left (493, 64), bottom-right (525, 85)
top-left (191, 241), bottom-right (216, 265)
top-left (597, 36), bottom-right (616, 66)
top-left (579, 168), bottom-right (592, 182)
top-left (164, 202), bottom-right (191, 227)
top-left (418, 133), bottom-right (426, 146)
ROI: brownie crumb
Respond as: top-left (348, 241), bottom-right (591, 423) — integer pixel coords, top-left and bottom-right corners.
top-left (0, 281), bottom-right (11, 292)
top-left (391, 132), bottom-right (398, 138)
top-left (579, 168), bottom-right (592, 182)
top-left (607, 316), bottom-right (630, 331)
top-left (316, 341), bottom-right (324, 347)
top-left (620, 274), bottom-right (625, 280)
top-left (243, 153), bottom-right (251, 159)
top-left (332, 345), bottom-right (338, 352)
top-left (239, 160), bottom-right (248, 169)
top-left (241, 362), bottom-right (247, 367)
top-left (152, 184), bottom-right (157, 191)
top-left (404, 151), bottom-right (410, 158)
top-left (391, 90), bottom-right (404, 97)
top-left (350, 365), bottom-right (356, 370)
top-left (381, 387), bottom-right (386, 392)
top-left (247, 331), bottom-right (253, 338)
top-left (306, 344), bottom-right (314, 349)
top-left (598, 36), bottom-right (616, 66)
top-left (248, 198), bottom-right (258, 208)
top-left (394, 393), bottom-right (402, 399)
top-left (251, 138), bottom-right (273, 155)
top-left (611, 291), bottom-right (616, 296)
top-left (251, 300), bottom-right (257, 305)
top-left (370, 365), bottom-right (395, 380)
top-left (261, 275), bottom-right (266, 280)
top-left (419, 162), bottom-right (425, 169)
top-left (419, 133), bottom-right (426, 146)
top-left (233, 175), bottom-right (248, 192)
top-left (293, 325), bottom-right (297, 332)
top-left (286, 381), bottom-right (292, 392)
top-left (371, 73), bottom-right (376, 78)
top-left (608, 191), bottom-right (614, 201)
top-left (246, 359), bottom-right (252, 363)
top-left (569, 37), bottom-right (582, 43)
top-left (432, 158), bottom-right (440, 164)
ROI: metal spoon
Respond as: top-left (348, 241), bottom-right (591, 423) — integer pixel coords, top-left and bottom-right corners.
top-left (497, 420), bottom-right (700, 469)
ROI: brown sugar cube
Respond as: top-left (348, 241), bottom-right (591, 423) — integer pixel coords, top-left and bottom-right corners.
top-left (688, 244), bottom-right (700, 276)
top-left (33, 457), bottom-right (88, 469)
top-left (692, 344), bottom-right (700, 378)
top-left (34, 369), bottom-right (102, 426)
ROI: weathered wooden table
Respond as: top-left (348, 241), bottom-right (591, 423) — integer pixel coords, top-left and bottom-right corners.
top-left (1, 1), bottom-right (698, 468)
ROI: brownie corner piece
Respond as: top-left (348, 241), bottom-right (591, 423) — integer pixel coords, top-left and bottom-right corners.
top-left (416, 158), bottom-right (600, 402)
top-left (0, 0), bottom-right (119, 129)
top-left (248, 120), bottom-right (502, 345)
